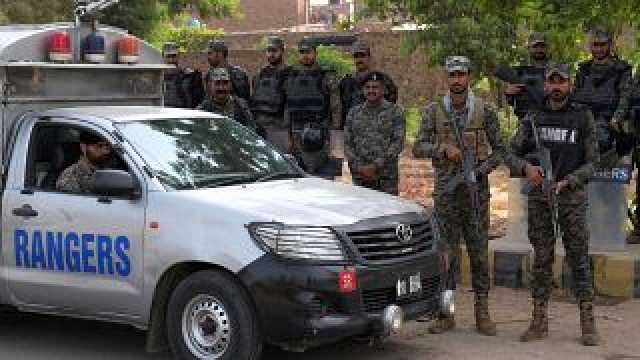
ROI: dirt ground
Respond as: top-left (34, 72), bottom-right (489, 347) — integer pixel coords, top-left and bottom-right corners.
top-left (2, 288), bottom-right (637, 360)
top-left (264, 287), bottom-right (640, 360)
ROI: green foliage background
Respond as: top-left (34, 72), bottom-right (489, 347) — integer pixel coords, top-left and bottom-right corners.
top-left (364, 0), bottom-right (640, 74)
top-left (0, 0), bottom-right (238, 40)
top-left (285, 45), bottom-right (355, 77)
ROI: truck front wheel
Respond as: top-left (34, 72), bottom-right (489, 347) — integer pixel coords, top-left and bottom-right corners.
top-left (167, 270), bottom-right (262, 360)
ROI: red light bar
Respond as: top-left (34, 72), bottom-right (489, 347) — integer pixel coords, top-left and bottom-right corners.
top-left (48, 31), bottom-right (72, 62)
top-left (117, 35), bottom-right (140, 64)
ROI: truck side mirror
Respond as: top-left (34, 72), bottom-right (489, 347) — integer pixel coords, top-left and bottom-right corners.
top-left (95, 170), bottom-right (139, 198)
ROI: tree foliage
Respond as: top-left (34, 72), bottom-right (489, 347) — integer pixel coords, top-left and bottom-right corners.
top-left (167, 0), bottom-right (240, 19)
top-left (0, 0), bottom-right (239, 39)
top-left (364, 0), bottom-right (640, 75)
top-left (0, 0), bottom-right (73, 25)
top-left (285, 45), bottom-right (355, 77)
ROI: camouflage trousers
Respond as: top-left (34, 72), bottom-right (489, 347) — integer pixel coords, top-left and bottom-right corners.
top-left (350, 161), bottom-right (399, 195)
top-left (528, 189), bottom-right (594, 302)
top-left (434, 176), bottom-right (491, 295)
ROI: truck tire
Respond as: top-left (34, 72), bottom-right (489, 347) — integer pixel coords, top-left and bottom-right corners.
top-left (167, 270), bottom-right (262, 360)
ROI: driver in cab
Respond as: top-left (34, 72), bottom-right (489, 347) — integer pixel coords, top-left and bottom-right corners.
top-left (56, 131), bottom-right (112, 194)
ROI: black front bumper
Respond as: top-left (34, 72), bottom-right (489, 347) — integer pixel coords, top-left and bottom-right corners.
top-left (238, 252), bottom-right (443, 350)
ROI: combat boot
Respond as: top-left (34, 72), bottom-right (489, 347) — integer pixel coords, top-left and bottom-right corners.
top-left (474, 294), bottom-right (497, 336)
top-left (428, 314), bottom-right (456, 334)
top-left (579, 301), bottom-right (600, 346)
top-left (520, 299), bottom-right (548, 342)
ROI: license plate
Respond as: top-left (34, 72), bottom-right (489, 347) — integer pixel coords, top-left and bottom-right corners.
top-left (397, 273), bottom-right (422, 298)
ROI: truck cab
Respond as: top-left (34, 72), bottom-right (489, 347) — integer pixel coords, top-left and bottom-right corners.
top-left (0, 11), bottom-right (452, 360)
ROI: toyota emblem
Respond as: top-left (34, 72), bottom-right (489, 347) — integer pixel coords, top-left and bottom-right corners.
top-left (395, 224), bottom-right (413, 244)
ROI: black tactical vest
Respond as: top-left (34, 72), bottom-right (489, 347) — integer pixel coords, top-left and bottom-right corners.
top-left (285, 68), bottom-right (328, 119)
top-left (229, 65), bottom-right (251, 102)
top-left (164, 69), bottom-right (185, 108)
top-left (251, 66), bottom-right (289, 115)
top-left (340, 73), bottom-right (365, 116)
top-left (531, 103), bottom-right (589, 182)
top-left (574, 60), bottom-right (630, 116)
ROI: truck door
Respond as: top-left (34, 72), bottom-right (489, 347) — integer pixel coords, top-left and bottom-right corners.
top-left (2, 118), bottom-right (146, 319)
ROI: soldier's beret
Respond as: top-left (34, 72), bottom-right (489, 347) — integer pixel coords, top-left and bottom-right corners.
top-left (361, 71), bottom-right (386, 84)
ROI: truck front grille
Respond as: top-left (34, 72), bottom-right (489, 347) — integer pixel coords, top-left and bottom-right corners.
top-left (347, 220), bottom-right (435, 263)
top-left (361, 276), bottom-right (440, 313)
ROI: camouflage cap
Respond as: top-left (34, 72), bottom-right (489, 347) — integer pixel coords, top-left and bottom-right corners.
top-left (445, 56), bottom-right (471, 73)
top-left (298, 36), bottom-right (317, 51)
top-left (351, 40), bottom-right (371, 55)
top-left (163, 42), bottom-right (178, 56)
top-left (266, 36), bottom-right (285, 49)
top-left (528, 32), bottom-right (546, 46)
top-left (545, 63), bottom-right (570, 79)
top-left (591, 29), bottom-right (612, 43)
top-left (207, 39), bottom-right (227, 52)
top-left (208, 67), bottom-right (231, 82)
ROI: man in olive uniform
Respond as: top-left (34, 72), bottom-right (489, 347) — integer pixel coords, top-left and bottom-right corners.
top-left (574, 29), bottom-right (633, 165)
top-left (413, 56), bottom-right (506, 336)
top-left (504, 32), bottom-right (549, 120)
top-left (509, 64), bottom-right (600, 346)
top-left (205, 39), bottom-right (251, 102)
top-left (198, 68), bottom-right (257, 132)
top-left (163, 42), bottom-right (204, 109)
top-left (251, 36), bottom-right (291, 152)
top-left (57, 132), bottom-right (111, 194)
top-left (344, 71), bottom-right (405, 195)
top-left (284, 37), bottom-right (342, 178)
top-left (339, 40), bottom-right (397, 128)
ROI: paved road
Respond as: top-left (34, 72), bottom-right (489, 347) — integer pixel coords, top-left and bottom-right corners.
top-left (1, 288), bottom-right (639, 360)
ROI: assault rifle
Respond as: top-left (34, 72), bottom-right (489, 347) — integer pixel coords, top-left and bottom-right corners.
top-left (521, 113), bottom-right (559, 240)
top-left (493, 65), bottom-right (545, 112)
top-left (444, 113), bottom-right (482, 237)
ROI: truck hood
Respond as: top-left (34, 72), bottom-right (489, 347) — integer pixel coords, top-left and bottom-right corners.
top-left (175, 177), bottom-right (426, 226)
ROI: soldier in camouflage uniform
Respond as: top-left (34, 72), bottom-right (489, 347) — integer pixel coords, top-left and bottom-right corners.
top-left (56, 132), bottom-right (112, 194)
top-left (574, 29), bottom-right (633, 166)
top-left (284, 37), bottom-right (342, 178)
top-left (198, 68), bottom-right (258, 132)
top-left (205, 39), bottom-right (251, 102)
top-left (509, 64), bottom-right (600, 346)
top-left (339, 40), bottom-right (398, 128)
top-left (251, 36), bottom-right (291, 152)
top-left (413, 56), bottom-right (505, 336)
top-left (344, 71), bottom-right (405, 195)
top-left (163, 42), bottom-right (204, 109)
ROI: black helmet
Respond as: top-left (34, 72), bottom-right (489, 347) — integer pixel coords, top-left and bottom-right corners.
top-left (301, 125), bottom-right (325, 152)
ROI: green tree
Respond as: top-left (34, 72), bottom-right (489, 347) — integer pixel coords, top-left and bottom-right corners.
top-left (101, 0), bottom-right (162, 38)
top-left (0, 0), bottom-right (240, 40)
top-left (363, 0), bottom-right (640, 75)
top-left (167, 0), bottom-right (240, 19)
top-left (0, 0), bottom-right (73, 25)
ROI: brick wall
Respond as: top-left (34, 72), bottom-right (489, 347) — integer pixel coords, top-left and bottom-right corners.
top-left (183, 31), bottom-right (447, 107)
top-left (207, 0), bottom-right (306, 33)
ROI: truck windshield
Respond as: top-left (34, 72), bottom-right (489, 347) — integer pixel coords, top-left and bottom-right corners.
top-left (115, 117), bottom-right (303, 190)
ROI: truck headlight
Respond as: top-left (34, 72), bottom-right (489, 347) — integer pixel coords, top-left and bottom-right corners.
top-left (248, 222), bottom-right (347, 261)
